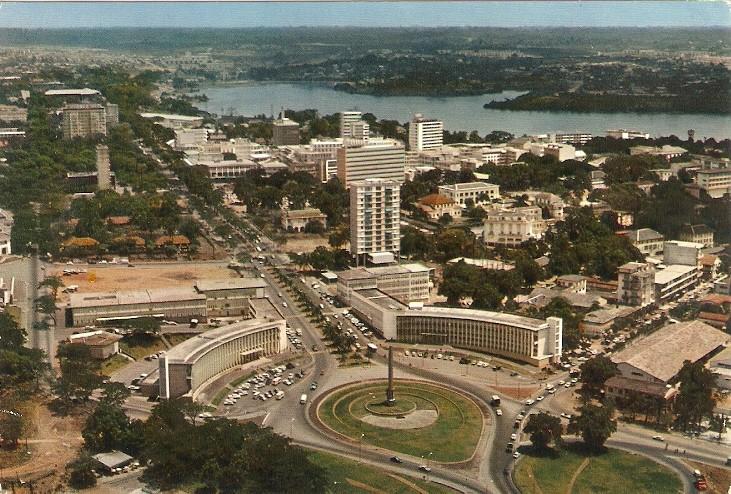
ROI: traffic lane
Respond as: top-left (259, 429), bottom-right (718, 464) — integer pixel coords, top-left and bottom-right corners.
top-left (110, 358), bottom-right (159, 385)
top-left (294, 439), bottom-right (485, 494)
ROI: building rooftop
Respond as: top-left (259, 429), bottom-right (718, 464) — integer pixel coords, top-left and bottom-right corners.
top-left (612, 320), bottom-right (728, 382)
top-left (408, 306), bottom-right (550, 331)
top-left (68, 330), bottom-right (122, 347)
top-left (621, 228), bottom-right (664, 242)
top-left (439, 182), bottom-right (499, 191)
top-left (583, 306), bottom-right (637, 326)
top-left (140, 112), bottom-right (203, 121)
top-left (70, 287), bottom-right (205, 308)
top-left (654, 264), bottom-right (697, 285)
top-left (46, 88), bottom-right (100, 97)
top-left (194, 278), bottom-right (267, 292)
top-left (418, 193), bottom-right (454, 206)
top-left (92, 451), bottom-right (133, 470)
top-left (605, 376), bottom-right (675, 399)
top-left (165, 318), bottom-right (285, 365)
top-left (284, 208), bottom-right (326, 219)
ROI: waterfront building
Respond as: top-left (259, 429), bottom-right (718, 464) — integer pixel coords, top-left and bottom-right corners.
top-left (409, 113), bottom-right (444, 151)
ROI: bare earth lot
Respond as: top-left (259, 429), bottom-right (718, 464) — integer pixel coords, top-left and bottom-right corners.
top-left (52, 263), bottom-right (238, 302)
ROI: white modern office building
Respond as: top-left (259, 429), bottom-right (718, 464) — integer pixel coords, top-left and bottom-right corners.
top-left (349, 178), bottom-right (400, 266)
top-left (340, 111), bottom-right (364, 139)
top-left (159, 317), bottom-right (287, 399)
top-left (337, 263), bottom-right (431, 304)
top-left (337, 139), bottom-right (406, 185)
top-left (346, 288), bottom-right (562, 368)
top-left (409, 114), bottom-right (444, 151)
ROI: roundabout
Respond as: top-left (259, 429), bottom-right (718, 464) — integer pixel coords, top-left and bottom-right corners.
top-left (316, 379), bottom-right (485, 463)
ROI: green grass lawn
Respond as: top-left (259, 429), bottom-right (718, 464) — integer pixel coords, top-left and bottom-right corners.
top-left (119, 334), bottom-right (167, 360)
top-left (101, 354), bottom-right (130, 376)
top-left (318, 381), bottom-right (483, 463)
top-left (307, 450), bottom-right (454, 494)
top-left (514, 444), bottom-right (682, 494)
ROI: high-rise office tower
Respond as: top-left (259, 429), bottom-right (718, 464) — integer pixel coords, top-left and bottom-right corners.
top-left (272, 117), bottom-right (300, 146)
top-left (408, 113), bottom-right (444, 151)
top-left (349, 178), bottom-right (400, 266)
top-left (340, 111), bottom-right (363, 138)
top-left (336, 139), bottom-right (405, 185)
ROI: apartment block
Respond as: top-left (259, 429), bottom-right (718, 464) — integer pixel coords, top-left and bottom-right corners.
top-left (617, 262), bottom-right (656, 307)
top-left (62, 103), bottom-right (107, 139)
top-left (349, 178), bottom-right (400, 265)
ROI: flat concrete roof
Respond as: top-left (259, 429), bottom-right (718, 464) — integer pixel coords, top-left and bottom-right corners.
top-left (407, 306), bottom-right (548, 331)
top-left (70, 287), bottom-right (205, 308)
top-left (654, 264), bottom-right (697, 285)
top-left (194, 278), bottom-right (266, 292)
top-left (165, 317), bottom-right (285, 365)
top-left (357, 288), bottom-right (408, 311)
top-left (140, 112), bottom-right (203, 121)
top-left (46, 88), bottom-right (100, 96)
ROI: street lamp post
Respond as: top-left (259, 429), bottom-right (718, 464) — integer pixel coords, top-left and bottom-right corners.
top-left (290, 417), bottom-right (295, 438)
top-left (359, 433), bottom-right (365, 462)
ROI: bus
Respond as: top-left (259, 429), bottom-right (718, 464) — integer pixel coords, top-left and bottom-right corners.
top-left (366, 343), bottom-right (378, 354)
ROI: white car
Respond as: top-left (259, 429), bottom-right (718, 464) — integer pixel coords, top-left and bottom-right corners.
top-left (525, 399), bottom-right (534, 406)
top-left (496, 409), bottom-right (503, 416)
top-left (536, 396), bottom-right (544, 402)
top-left (510, 433), bottom-right (517, 441)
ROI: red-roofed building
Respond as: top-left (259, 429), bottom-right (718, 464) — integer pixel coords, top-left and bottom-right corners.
top-left (416, 193), bottom-right (462, 221)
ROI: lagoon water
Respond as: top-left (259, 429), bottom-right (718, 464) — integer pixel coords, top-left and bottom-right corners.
top-left (197, 82), bottom-right (731, 140)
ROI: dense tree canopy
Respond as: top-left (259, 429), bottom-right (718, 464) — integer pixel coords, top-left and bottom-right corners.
top-left (524, 412), bottom-right (563, 450)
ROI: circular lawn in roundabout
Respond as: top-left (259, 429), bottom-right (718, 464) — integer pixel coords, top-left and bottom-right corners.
top-left (317, 380), bottom-right (484, 463)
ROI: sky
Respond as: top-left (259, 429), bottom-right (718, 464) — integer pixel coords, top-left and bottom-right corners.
top-left (0, 1), bottom-right (729, 28)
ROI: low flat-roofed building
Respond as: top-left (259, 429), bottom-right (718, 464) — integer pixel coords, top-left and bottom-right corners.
top-left (337, 263), bottom-right (431, 304)
top-left (346, 287), bottom-right (562, 367)
top-left (159, 317), bottom-right (286, 399)
top-left (45, 87), bottom-right (101, 98)
top-left (605, 375), bottom-right (676, 402)
top-left (194, 278), bottom-right (267, 318)
top-left (654, 264), bottom-right (701, 302)
top-left (0, 104), bottom-right (27, 123)
top-left (248, 297), bottom-right (284, 320)
top-left (68, 330), bottom-right (123, 359)
top-left (630, 145), bottom-right (687, 161)
top-left (140, 112), bottom-right (203, 129)
top-left (447, 257), bottom-right (515, 271)
top-left (580, 306), bottom-right (638, 337)
top-left (68, 287), bottom-right (207, 327)
top-left (92, 451), bottom-right (134, 473)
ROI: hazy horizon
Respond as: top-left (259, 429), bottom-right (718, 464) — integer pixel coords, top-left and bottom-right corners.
top-left (0, 2), bottom-right (728, 29)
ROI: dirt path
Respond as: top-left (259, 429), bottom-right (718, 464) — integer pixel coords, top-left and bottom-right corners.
top-left (565, 457), bottom-right (591, 494)
top-left (387, 473), bottom-right (429, 494)
top-left (346, 478), bottom-right (388, 494)
top-left (2, 401), bottom-right (84, 486)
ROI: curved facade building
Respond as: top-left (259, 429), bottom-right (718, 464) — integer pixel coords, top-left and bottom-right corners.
top-left (159, 317), bottom-right (286, 399)
top-left (347, 287), bottom-right (562, 367)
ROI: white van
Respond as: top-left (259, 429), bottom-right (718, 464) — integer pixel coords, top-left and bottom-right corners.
top-left (300, 394), bottom-right (308, 405)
